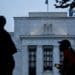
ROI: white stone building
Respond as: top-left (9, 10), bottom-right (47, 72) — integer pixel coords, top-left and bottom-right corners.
top-left (12, 12), bottom-right (75, 75)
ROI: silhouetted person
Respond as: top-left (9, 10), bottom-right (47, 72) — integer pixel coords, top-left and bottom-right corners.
top-left (56, 39), bottom-right (75, 75)
top-left (0, 16), bottom-right (17, 75)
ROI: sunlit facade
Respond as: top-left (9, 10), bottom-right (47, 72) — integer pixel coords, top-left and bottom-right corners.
top-left (13, 12), bottom-right (75, 75)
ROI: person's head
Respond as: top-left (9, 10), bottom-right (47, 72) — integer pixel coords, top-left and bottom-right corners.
top-left (0, 16), bottom-right (6, 29)
top-left (58, 39), bottom-right (71, 51)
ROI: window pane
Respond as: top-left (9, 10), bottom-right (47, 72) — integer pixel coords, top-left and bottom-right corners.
top-left (28, 45), bottom-right (36, 75)
top-left (43, 45), bottom-right (53, 71)
top-left (60, 51), bottom-right (64, 64)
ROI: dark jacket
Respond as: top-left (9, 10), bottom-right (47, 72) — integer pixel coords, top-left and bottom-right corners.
top-left (0, 29), bottom-right (17, 74)
top-left (0, 29), bottom-right (17, 58)
top-left (60, 48), bottom-right (75, 75)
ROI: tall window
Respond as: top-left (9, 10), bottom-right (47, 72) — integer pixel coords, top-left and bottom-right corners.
top-left (43, 24), bottom-right (53, 34)
top-left (60, 50), bottom-right (64, 64)
top-left (28, 45), bottom-right (36, 75)
top-left (43, 45), bottom-right (53, 71)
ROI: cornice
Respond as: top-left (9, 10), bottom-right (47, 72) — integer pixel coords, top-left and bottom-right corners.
top-left (14, 16), bottom-right (75, 20)
top-left (20, 35), bottom-right (75, 39)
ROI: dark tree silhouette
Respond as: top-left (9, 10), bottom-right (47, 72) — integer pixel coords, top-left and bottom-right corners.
top-left (54, 0), bottom-right (75, 9)
top-left (56, 0), bottom-right (70, 4)
top-left (54, 0), bottom-right (75, 16)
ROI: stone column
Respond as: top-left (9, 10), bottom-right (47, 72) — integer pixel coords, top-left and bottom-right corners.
top-left (53, 46), bottom-right (60, 75)
top-left (36, 45), bottom-right (43, 75)
top-left (22, 45), bottom-right (29, 75)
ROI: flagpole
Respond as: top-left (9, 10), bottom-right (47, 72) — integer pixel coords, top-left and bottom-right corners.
top-left (47, 3), bottom-right (49, 12)
top-left (45, 0), bottom-right (49, 12)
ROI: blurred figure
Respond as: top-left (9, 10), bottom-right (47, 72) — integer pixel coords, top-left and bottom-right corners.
top-left (56, 39), bottom-right (75, 75)
top-left (0, 16), bottom-right (17, 75)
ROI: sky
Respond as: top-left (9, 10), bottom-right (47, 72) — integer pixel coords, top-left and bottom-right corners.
top-left (0, 0), bottom-right (69, 32)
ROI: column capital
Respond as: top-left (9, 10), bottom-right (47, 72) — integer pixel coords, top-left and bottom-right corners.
top-left (37, 45), bottom-right (42, 47)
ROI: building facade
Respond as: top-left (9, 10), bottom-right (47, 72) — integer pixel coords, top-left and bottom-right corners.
top-left (13, 12), bottom-right (75, 75)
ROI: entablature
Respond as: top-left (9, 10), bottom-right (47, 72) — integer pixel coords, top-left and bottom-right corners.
top-left (20, 35), bottom-right (75, 40)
